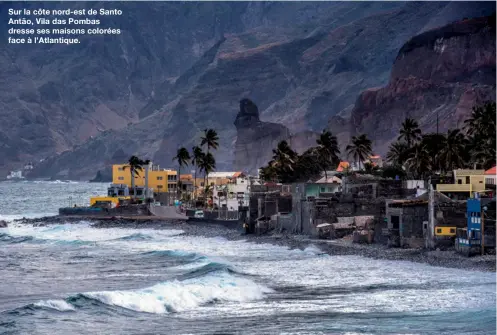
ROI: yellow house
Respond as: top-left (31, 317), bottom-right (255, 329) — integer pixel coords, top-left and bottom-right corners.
top-left (436, 169), bottom-right (486, 199)
top-left (112, 163), bottom-right (177, 193)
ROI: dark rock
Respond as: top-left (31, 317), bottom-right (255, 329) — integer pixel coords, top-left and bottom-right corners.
top-left (0, 220), bottom-right (7, 228)
top-left (233, 99), bottom-right (290, 173)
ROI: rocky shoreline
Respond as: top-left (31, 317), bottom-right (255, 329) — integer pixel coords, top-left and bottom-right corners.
top-left (12, 216), bottom-right (496, 272)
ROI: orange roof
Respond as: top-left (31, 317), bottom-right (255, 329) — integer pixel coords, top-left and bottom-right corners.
top-left (370, 155), bottom-right (381, 159)
top-left (233, 172), bottom-right (242, 178)
top-left (485, 166), bottom-right (496, 175)
top-left (180, 174), bottom-right (193, 180)
top-left (336, 161), bottom-right (349, 172)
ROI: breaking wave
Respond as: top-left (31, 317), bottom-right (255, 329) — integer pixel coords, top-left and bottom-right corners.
top-left (76, 272), bottom-right (271, 314)
top-left (33, 300), bottom-right (75, 312)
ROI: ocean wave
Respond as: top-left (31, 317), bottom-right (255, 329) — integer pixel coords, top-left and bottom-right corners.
top-left (179, 261), bottom-right (239, 280)
top-left (53, 239), bottom-right (95, 247)
top-left (0, 233), bottom-right (34, 244)
top-left (72, 272), bottom-right (272, 314)
top-left (140, 249), bottom-right (197, 258)
top-left (33, 299), bottom-right (75, 312)
top-left (303, 245), bottom-right (327, 256)
top-left (115, 233), bottom-right (153, 241)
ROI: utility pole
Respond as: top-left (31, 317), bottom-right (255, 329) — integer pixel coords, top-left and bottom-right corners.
top-left (426, 177), bottom-right (435, 249)
top-left (481, 209), bottom-right (485, 256)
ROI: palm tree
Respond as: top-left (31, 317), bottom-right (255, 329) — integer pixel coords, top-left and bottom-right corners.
top-left (405, 145), bottom-right (432, 179)
top-left (464, 101), bottom-right (496, 168)
top-left (259, 164), bottom-right (278, 183)
top-left (386, 141), bottom-right (409, 167)
top-left (124, 156), bottom-right (150, 197)
top-left (198, 152), bottom-right (216, 202)
top-left (346, 134), bottom-right (372, 170)
top-left (419, 133), bottom-right (446, 173)
top-left (438, 129), bottom-right (468, 172)
top-left (173, 148), bottom-right (191, 199)
top-left (316, 130), bottom-right (340, 178)
top-left (398, 117), bottom-right (422, 148)
top-left (464, 102), bottom-right (495, 137)
top-left (200, 129), bottom-right (219, 153)
top-left (191, 146), bottom-right (203, 199)
top-left (271, 140), bottom-right (298, 182)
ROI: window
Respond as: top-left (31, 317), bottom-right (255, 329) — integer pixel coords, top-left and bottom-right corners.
top-left (200, 182), bottom-right (204, 187)
top-left (118, 177), bottom-right (124, 181)
top-left (157, 185), bottom-right (163, 189)
top-left (157, 176), bottom-right (163, 180)
top-left (466, 176), bottom-right (470, 184)
top-left (436, 228), bottom-right (442, 234)
top-left (458, 179), bottom-right (462, 185)
top-left (450, 228), bottom-right (455, 234)
top-left (118, 167), bottom-right (124, 171)
top-left (320, 187), bottom-right (325, 192)
top-left (168, 175), bottom-right (177, 181)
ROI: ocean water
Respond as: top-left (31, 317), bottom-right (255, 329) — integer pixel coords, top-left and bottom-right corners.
top-left (0, 181), bottom-right (495, 335)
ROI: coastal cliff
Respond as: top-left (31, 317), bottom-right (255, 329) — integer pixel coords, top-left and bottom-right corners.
top-left (331, 15), bottom-right (496, 155)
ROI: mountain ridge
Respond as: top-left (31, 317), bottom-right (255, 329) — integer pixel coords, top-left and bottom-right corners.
top-left (3, 2), bottom-right (494, 179)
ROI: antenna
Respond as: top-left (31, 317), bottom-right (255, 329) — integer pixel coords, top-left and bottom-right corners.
top-left (436, 110), bottom-right (439, 135)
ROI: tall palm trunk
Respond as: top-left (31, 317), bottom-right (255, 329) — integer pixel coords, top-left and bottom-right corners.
top-left (193, 168), bottom-right (197, 200)
top-left (177, 167), bottom-right (181, 201)
top-left (131, 169), bottom-right (135, 197)
top-left (203, 174), bottom-right (207, 208)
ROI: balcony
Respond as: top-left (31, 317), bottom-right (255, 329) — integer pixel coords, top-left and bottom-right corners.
top-left (436, 183), bottom-right (486, 193)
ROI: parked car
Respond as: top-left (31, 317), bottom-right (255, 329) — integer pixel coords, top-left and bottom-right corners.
top-left (194, 210), bottom-right (204, 219)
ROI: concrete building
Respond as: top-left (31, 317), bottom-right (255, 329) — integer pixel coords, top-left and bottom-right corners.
top-left (436, 169), bottom-right (486, 199)
top-left (368, 155), bottom-right (383, 168)
top-left (385, 200), bottom-right (428, 248)
top-left (403, 180), bottom-right (427, 197)
top-left (112, 163), bottom-right (177, 194)
top-left (179, 174), bottom-right (195, 196)
top-left (485, 166), bottom-right (496, 185)
top-left (305, 176), bottom-right (342, 198)
top-left (213, 175), bottom-right (250, 210)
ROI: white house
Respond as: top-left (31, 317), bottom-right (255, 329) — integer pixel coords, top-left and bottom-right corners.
top-left (213, 176), bottom-right (251, 210)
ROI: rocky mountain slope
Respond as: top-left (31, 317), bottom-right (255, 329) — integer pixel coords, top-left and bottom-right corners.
top-left (9, 2), bottom-right (495, 179)
top-left (330, 14), bottom-right (496, 155)
top-left (1, 1), bottom-right (406, 175)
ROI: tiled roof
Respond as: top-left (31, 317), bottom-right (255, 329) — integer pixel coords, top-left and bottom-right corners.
top-left (336, 161), bottom-right (349, 172)
top-left (485, 166), bottom-right (496, 175)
